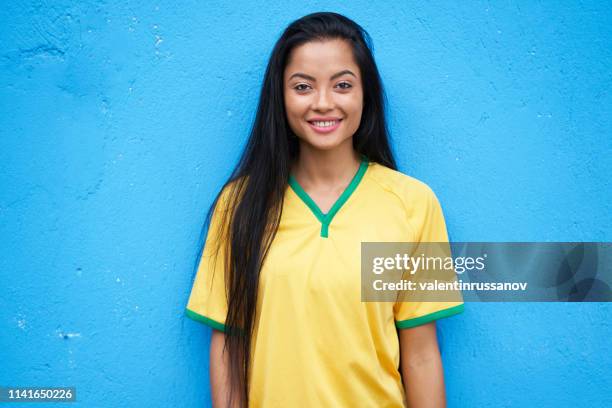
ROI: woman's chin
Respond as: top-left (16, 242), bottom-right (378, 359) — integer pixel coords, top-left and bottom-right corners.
top-left (300, 134), bottom-right (350, 151)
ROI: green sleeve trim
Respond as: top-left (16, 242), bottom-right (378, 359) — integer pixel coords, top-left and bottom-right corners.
top-left (185, 308), bottom-right (226, 332)
top-left (395, 303), bottom-right (464, 329)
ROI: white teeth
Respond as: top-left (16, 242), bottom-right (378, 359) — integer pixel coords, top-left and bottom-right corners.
top-left (312, 120), bottom-right (337, 127)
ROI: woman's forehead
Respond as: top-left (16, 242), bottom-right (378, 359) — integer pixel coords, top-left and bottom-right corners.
top-left (285, 39), bottom-right (358, 78)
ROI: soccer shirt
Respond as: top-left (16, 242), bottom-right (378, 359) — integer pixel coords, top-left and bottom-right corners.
top-left (185, 157), bottom-right (464, 407)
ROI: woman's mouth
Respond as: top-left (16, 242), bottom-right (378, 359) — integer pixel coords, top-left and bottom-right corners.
top-left (307, 119), bottom-right (343, 134)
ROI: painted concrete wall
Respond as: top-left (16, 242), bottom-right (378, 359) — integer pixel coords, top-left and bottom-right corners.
top-left (1, 1), bottom-right (610, 407)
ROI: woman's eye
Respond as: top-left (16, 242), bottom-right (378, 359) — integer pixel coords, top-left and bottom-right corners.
top-left (336, 82), bottom-right (352, 89)
top-left (294, 84), bottom-right (311, 91)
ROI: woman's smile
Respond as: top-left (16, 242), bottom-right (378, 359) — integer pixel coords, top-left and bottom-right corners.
top-left (307, 118), bottom-right (343, 134)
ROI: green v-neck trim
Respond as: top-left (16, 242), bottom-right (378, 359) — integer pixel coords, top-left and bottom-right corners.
top-left (288, 155), bottom-right (369, 238)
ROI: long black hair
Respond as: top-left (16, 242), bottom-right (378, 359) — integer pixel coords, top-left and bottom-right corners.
top-left (198, 11), bottom-right (396, 407)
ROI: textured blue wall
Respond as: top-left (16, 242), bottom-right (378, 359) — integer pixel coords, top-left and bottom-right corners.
top-left (1, 1), bottom-right (610, 407)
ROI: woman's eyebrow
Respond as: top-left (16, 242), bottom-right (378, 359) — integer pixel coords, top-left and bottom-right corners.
top-left (288, 69), bottom-right (356, 81)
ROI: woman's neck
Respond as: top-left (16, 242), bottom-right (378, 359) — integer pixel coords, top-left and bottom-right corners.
top-left (291, 142), bottom-right (361, 188)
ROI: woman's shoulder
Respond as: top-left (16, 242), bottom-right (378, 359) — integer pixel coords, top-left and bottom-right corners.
top-left (367, 161), bottom-right (439, 204)
top-left (211, 176), bottom-right (247, 215)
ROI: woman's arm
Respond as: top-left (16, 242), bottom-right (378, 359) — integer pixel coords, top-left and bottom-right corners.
top-left (399, 322), bottom-right (446, 408)
top-left (210, 329), bottom-right (240, 408)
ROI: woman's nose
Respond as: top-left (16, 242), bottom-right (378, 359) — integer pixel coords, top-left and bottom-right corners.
top-left (312, 89), bottom-right (333, 111)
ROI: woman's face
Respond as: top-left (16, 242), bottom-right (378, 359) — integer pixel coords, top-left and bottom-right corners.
top-left (283, 39), bottom-right (364, 152)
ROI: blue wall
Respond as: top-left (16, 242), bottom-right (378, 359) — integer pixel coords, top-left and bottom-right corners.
top-left (1, 1), bottom-right (610, 407)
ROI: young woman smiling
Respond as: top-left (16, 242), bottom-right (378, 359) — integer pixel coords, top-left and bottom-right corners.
top-left (186, 12), bottom-right (464, 408)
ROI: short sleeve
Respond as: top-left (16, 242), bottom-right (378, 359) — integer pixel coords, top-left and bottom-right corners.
top-left (393, 185), bottom-right (464, 329)
top-left (184, 187), bottom-right (232, 332)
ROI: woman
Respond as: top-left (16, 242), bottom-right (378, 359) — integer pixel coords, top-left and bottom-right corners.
top-left (186, 12), bottom-right (464, 407)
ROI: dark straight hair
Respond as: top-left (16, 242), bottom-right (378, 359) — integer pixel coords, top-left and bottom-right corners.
top-left (198, 11), bottom-right (396, 407)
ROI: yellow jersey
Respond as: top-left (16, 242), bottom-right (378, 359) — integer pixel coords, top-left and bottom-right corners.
top-left (185, 156), bottom-right (464, 407)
